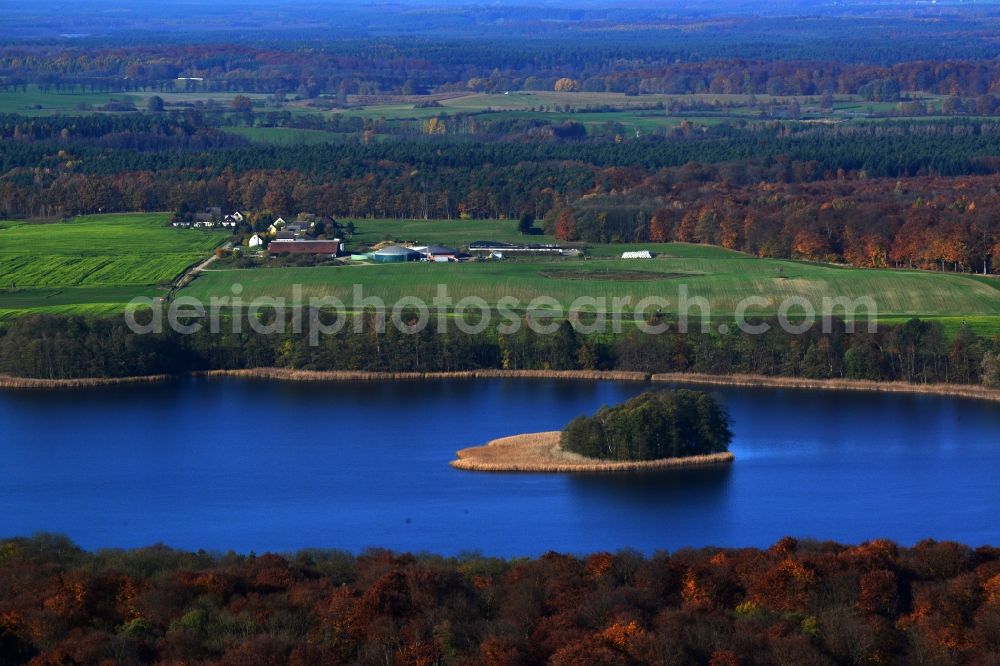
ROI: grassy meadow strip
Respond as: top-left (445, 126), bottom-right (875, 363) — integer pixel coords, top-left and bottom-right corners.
top-left (182, 252), bottom-right (1000, 319)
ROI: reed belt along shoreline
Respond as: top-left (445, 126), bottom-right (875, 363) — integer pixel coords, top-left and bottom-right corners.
top-left (3, 368), bottom-right (1000, 404)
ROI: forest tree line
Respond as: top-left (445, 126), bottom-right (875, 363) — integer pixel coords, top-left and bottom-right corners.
top-left (1, 314), bottom-right (999, 388)
top-left (2, 533), bottom-right (1000, 664)
top-left (6, 41), bottom-right (1000, 99)
top-left (546, 175), bottom-right (1000, 273)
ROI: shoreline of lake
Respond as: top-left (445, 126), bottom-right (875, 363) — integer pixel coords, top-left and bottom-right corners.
top-left (3, 367), bottom-right (1000, 404)
top-left (450, 431), bottom-right (735, 473)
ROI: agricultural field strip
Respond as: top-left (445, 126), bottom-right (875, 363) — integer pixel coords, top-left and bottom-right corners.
top-left (0, 214), bottom-right (225, 288)
top-left (5, 87), bottom-right (995, 146)
top-left (182, 254), bottom-right (1000, 318)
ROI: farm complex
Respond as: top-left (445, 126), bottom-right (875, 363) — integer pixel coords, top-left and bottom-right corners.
top-left (4, 212), bottom-right (999, 339)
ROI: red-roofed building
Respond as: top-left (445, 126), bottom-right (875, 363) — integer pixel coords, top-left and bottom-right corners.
top-left (267, 239), bottom-right (342, 255)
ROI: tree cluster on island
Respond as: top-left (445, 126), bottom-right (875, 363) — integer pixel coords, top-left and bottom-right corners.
top-left (561, 389), bottom-right (732, 461)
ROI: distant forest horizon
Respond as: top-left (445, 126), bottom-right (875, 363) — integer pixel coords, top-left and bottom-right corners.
top-left (6, 0), bottom-right (1000, 65)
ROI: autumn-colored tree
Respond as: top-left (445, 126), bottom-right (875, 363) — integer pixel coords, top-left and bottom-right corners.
top-left (718, 211), bottom-right (743, 249)
top-left (423, 117), bottom-right (446, 135)
top-left (6, 533), bottom-right (1000, 663)
top-left (676, 209), bottom-right (699, 243)
top-left (553, 78), bottom-right (579, 92)
top-left (649, 209), bottom-right (672, 242)
top-left (791, 228), bottom-right (829, 259)
top-left (231, 95), bottom-right (253, 111)
top-left (709, 650), bottom-right (743, 666)
top-left (555, 208), bottom-right (578, 241)
top-left (844, 232), bottom-right (889, 268)
top-left (263, 189), bottom-right (292, 215)
top-left (859, 569), bottom-right (900, 616)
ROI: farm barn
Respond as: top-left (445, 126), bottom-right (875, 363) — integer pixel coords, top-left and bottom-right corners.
top-left (414, 245), bottom-right (459, 261)
top-left (468, 240), bottom-right (570, 256)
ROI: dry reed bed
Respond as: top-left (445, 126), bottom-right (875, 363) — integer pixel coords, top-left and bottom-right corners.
top-left (198, 368), bottom-right (431, 382)
top-left (648, 372), bottom-right (1000, 403)
top-left (203, 368), bottom-right (1000, 403)
top-left (4, 368), bottom-right (1000, 405)
top-left (197, 368), bottom-right (651, 382)
top-left (0, 374), bottom-right (172, 389)
top-left (451, 431), bottom-right (735, 473)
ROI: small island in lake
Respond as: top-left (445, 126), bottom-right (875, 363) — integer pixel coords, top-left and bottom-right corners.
top-left (451, 389), bottom-right (735, 472)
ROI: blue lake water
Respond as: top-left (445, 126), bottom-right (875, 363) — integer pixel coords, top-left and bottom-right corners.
top-left (2, 378), bottom-right (999, 555)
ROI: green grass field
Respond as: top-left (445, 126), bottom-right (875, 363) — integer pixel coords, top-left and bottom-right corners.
top-left (433, 91), bottom-right (817, 112)
top-left (0, 85), bottom-right (136, 116)
top-left (333, 91), bottom-right (817, 127)
top-left (0, 287), bottom-right (164, 321)
top-left (0, 85), bottom-right (281, 116)
top-left (0, 213), bottom-right (226, 317)
top-left (346, 218), bottom-right (557, 246)
top-left (222, 127), bottom-right (345, 145)
top-left (134, 89), bottom-right (273, 105)
top-left (183, 256), bottom-right (1000, 321)
top-left (182, 219), bottom-right (1000, 334)
top-left (330, 91), bottom-right (971, 130)
top-left (4, 86), bottom-right (996, 144)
